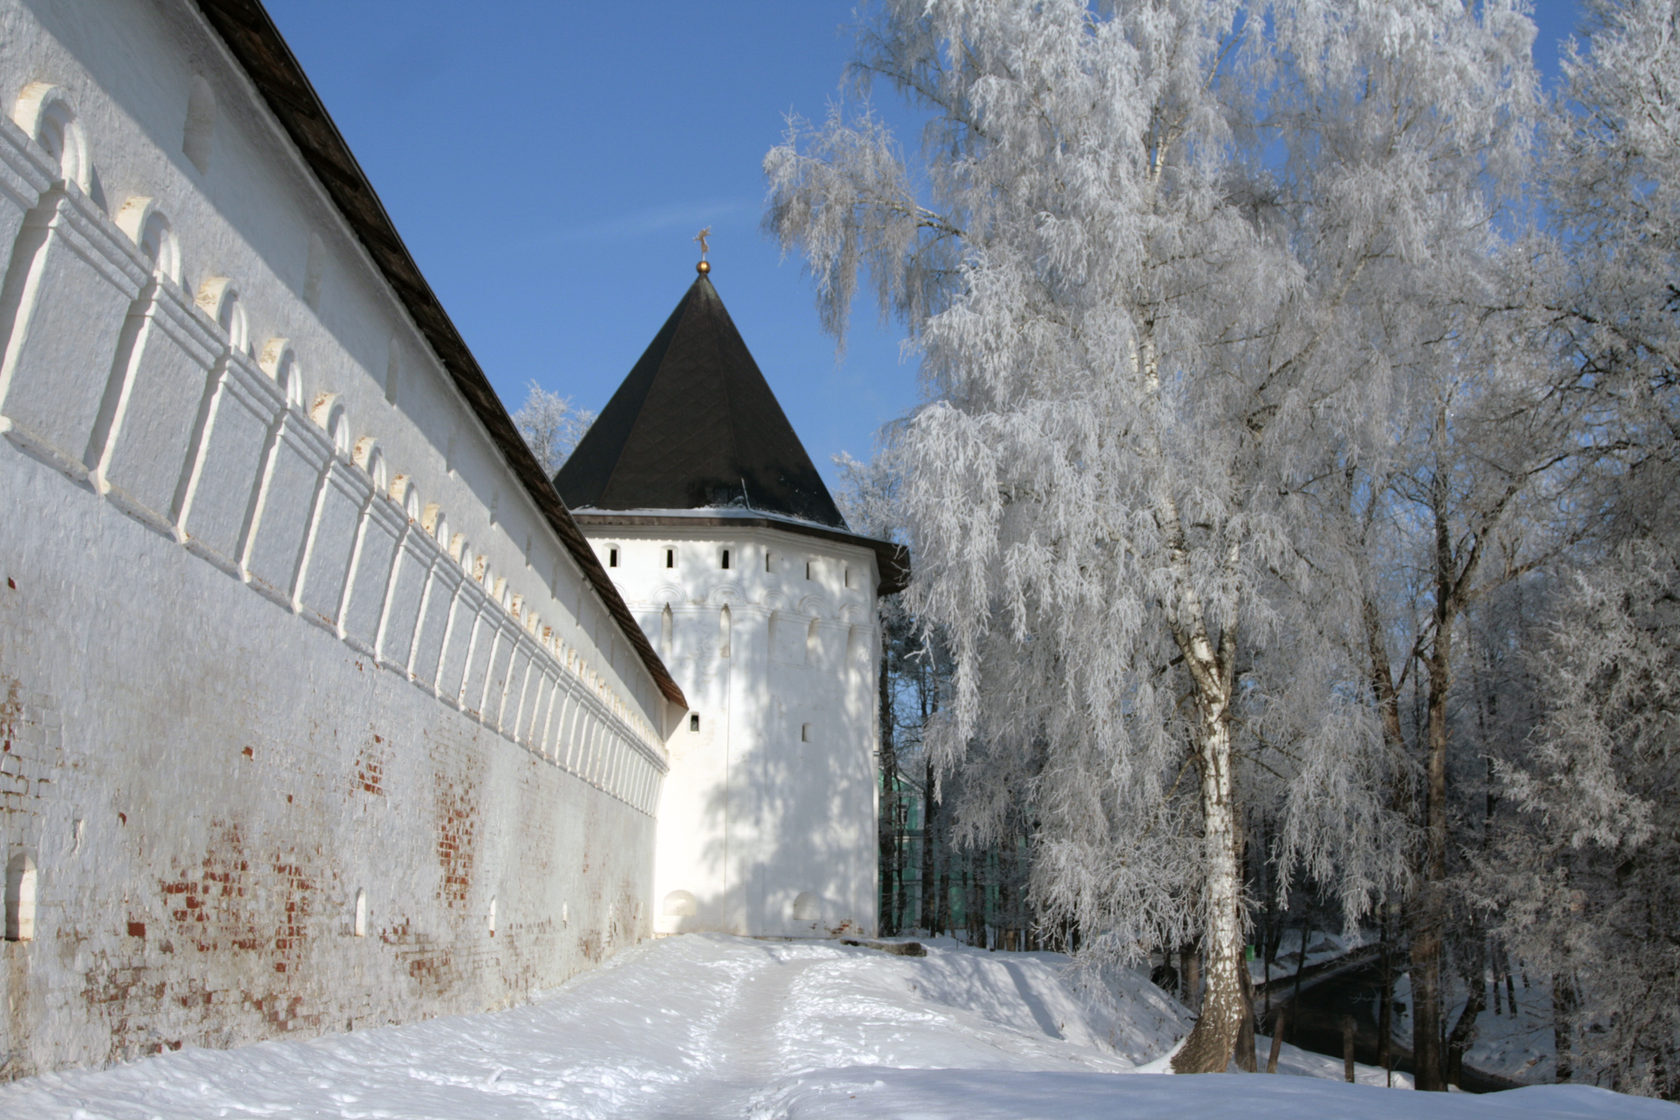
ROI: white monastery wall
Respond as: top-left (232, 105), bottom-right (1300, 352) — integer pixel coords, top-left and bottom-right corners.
top-left (584, 522), bottom-right (880, 938)
top-left (0, 0), bottom-right (675, 1077)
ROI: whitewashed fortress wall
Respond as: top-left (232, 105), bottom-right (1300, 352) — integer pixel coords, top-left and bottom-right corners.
top-left (0, 0), bottom-right (681, 1077)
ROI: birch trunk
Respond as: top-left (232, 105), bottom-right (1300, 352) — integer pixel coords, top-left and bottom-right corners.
top-left (1172, 701), bottom-right (1249, 1072)
top-left (1412, 442), bottom-right (1456, 1092)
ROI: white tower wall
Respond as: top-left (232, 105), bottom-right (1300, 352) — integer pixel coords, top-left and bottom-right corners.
top-left (584, 522), bottom-right (881, 937)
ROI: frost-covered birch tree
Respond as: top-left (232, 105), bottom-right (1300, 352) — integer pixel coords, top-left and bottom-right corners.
top-left (515, 381), bottom-right (595, 476)
top-left (1490, 0), bottom-right (1680, 1096)
top-left (768, 0), bottom-right (1535, 1074)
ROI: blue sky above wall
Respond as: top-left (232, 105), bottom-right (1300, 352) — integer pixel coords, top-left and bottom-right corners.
top-left (262, 0), bottom-right (1585, 496)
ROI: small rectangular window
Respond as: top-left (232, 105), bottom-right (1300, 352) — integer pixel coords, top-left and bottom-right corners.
top-left (666, 548), bottom-right (674, 569)
top-left (689, 713), bottom-right (700, 732)
top-left (800, 723), bottom-right (812, 743)
top-left (608, 547), bottom-right (619, 568)
top-left (765, 552), bottom-right (772, 573)
top-left (721, 549), bottom-right (731, 570)
top-left (805, 561), bottom-right (812, 580)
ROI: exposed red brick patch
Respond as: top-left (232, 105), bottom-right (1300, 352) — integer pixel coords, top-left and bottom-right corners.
top-left (434, 776), bottom-right (477, 909)
top-left (127, 921), bottom-right (146, 938)
top-left (353, 737), bottom-right (387, 797)
top-left (241, 746), bottom-right (253, 759)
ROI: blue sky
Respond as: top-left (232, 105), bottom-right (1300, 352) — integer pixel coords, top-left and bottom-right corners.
top-left (262, 1), bottom-right (1586, 495)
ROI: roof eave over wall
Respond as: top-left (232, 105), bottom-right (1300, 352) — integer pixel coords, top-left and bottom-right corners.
top-left (569, 510), bottom-right (911, 596)
top-left (193, 0), bottom-right (686, 710)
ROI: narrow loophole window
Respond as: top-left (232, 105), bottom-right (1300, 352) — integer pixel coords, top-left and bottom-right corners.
top-left (721, 549), bottom-right (731, 570)
top-left (665, 548), bottom-right (674, 569)
top-left (608, 547), bottom-right (619, 568)
top-left (689, 713), bottom-right (700, 733)
top-left (183, 76), bottom-right (215, 175)
top-left (765, 551), bottom-right (773, 573)
top-left (844, 564), bottom-right (853, 589)
top-left (805, 561), bottom-right (813, 580)
top-left (5, 854), bottom-right (36, 941)
top-left (800, 723), bottom-right (812, 743)
top-left (353, 888), bottom-right (367, 937)
top-left (384, 337), bottom-right (400, 405)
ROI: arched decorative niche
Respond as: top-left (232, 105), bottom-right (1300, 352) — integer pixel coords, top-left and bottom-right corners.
top-left (352, 887), bottom-right (367, 937)
top-left (790, 891), bottom-right (820, 922)
top-left (472, 554), bottom-right (488, 583)
top-left (662, 890), bottom-right (697, 918)
top-left (309, 392), bottom-right (349, 455)
top-left (421, 503), bottom-right (444, 539)
top-left (450, 533), bottom-right (469, 565)
top-left (5, 852), bottom-right (36, 941)
top-left (391, 477), bottom-right (421, 521)
top-left (487, 896), bottom-right (497, 937)
top-left (12, 82), bottom-right (89, 192)
top-left (660, 603), bottom-right (673, 659)
top-left (353, 437), bottom-right (387, 491)
top-left (718, 604), bottom-right (731, 659)
top-left (806, 617), bottom-right (820, 663)
top-left (196, 277), bottom-right (248, 355)
top-left (259, 338), bottom-right (304, 409)
top-left (114, 198), bottom-right (182, 286)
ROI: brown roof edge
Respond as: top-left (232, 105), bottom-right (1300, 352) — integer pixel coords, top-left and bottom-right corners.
top-left (193, 0), bottom-right (686, 711)
top-left (569, 512), bottom-right (912, 596)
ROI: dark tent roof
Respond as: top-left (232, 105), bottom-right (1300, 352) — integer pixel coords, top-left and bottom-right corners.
top-left (555, 272), bottom-right (849, 530)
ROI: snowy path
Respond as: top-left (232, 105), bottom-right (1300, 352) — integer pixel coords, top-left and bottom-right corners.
top-left (629, 939), bottom-right (812, 1117)
top-left (0, 935), bottom-right (1673, 1120)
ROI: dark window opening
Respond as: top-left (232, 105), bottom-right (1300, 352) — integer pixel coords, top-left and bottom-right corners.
top-left (608, 546), bottom-right (619, 568)
top-left (721, 549), bottom-right (731, 570)
top-left (689, 713), bottom-right (700, 732)
top-left (665, 548), bottom-right (674, 568)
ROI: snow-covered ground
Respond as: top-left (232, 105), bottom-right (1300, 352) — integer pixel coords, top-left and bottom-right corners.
top-left (1, 934), bottom-right (1671, 1119)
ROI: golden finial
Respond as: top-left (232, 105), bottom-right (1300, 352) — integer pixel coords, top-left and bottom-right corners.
top-left (695, 226), bottom-right (711, 274)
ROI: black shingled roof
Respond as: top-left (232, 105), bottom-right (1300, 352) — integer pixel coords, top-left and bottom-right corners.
top-left (555, 273), bottom-right (849, 529)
